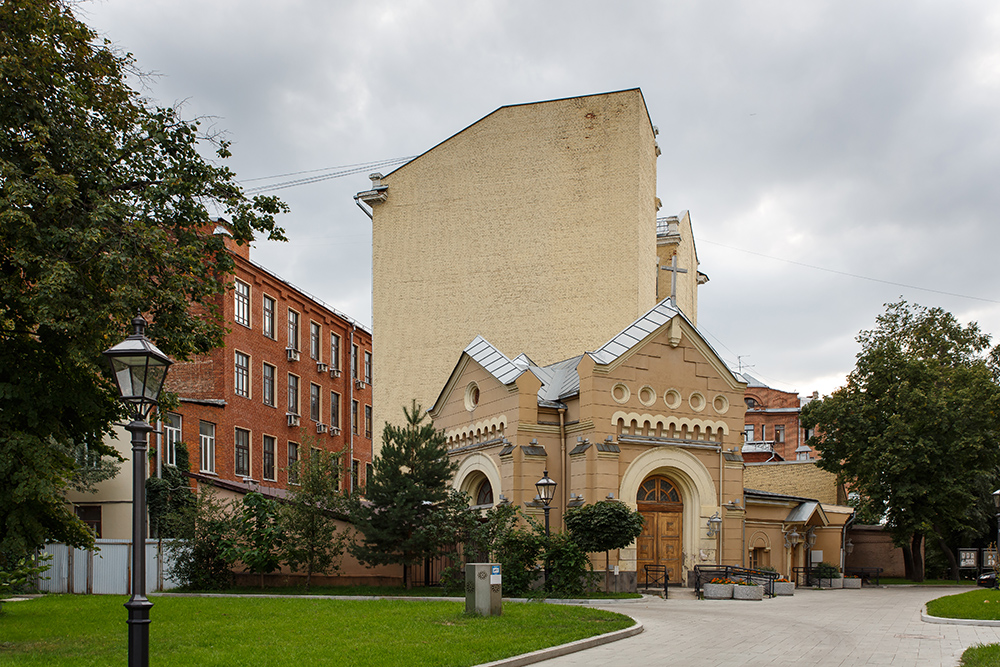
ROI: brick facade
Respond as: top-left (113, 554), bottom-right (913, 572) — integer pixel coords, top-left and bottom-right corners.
top-left (740, 376), bottom-right (816, 462)
top-left (744, 460), bottom-right (844, 505)
top-left (161, 228), bottom-right (373, 496)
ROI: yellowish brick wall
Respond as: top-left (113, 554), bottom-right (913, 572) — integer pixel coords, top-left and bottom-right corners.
top-left (370, 89), bottom-right (658, 450)
top-left (744, 461), bottom-right (840, 505)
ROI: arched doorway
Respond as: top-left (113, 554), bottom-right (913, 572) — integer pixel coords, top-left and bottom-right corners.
top-left (636, 476), bottom-right (683, 584)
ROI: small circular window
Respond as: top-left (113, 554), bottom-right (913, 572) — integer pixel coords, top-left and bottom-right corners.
top-left (689, 392), bottom-right (706, 412)
top-left (663, 389), bottom-right (682, 409)
top-left (612, 383), bottom-right (631, 404)
top-left (638, 385), bottom-right (657, 407)
top-left (465, 382), bottom-right (481, 411)
top-left (713, 394), bottom-right (730, 414)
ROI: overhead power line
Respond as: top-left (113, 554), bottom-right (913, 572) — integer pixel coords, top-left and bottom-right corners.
top-left (242, 156), bottom-right (416, 195)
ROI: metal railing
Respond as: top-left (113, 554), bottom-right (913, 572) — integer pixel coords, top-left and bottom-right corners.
top-left (642, 564), bottom-right (669, 598)
top-left (693, 564), bottom-right (780, 598)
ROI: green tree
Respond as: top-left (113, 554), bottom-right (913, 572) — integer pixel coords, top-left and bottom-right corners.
top-left (283, 448), bottom-right (350, 592)
top-left (166, 488), bottom-right (236, 591)
top-left (146, 442), bottom-right (196, 539)
top-left (0, 0), bottom-right (286, 568)
top-left (225, 492), bottom-right (285, 589)
top-left (801, 301), bottom-right (1000, 581)
top-left (565, 500), bottom-right (644, 590)
top-left (349, 401), bottom-right (460, 588)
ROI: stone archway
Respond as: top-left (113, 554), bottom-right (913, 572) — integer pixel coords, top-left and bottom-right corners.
top-left (453, 453), bottom-right (503, 507)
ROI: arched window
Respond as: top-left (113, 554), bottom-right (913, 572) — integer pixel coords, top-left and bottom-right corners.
top-left (637, 476), bottom-right (681, 504)
top-left (476, 479), bottom-right (494, 506)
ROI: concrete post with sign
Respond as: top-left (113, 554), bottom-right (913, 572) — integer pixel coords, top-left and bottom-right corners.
top-left (465, 563), bottom-right (502, 616)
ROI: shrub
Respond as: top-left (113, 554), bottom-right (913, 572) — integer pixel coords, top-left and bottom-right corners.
top-left (814, 562), bottom-right (841, 580)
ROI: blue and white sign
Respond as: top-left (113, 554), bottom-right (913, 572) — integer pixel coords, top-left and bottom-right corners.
top-left (490, 564), bottom-right (501, 585)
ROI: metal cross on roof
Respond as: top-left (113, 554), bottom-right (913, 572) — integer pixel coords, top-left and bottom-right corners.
top-left (660, 254), bottom-right (687, 304)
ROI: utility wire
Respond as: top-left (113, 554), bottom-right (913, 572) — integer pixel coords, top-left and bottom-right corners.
top-left (700, 238), bottom-right (1000, 305)
top-left (243, 156), bottom-right (416, 195)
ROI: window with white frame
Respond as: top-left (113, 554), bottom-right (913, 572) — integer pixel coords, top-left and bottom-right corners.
top-left (364, 351), bottom-right (372, 384)
top-left (235, 351), bottom-right (250, 398)
top-left (775, 424), bottom-right (785, 443)
top-left (743, 424), bottom-right (754, 442)
top-left (288, 309), bottom-right (300, 351)
top-left (310, 383), bottom-right (321, 421)
top-left (330, 392), bottom-right (340, 429)
top-left (199, 421), bottom-right (216, 473)
top-left (234, 427), bottom-right (250, 477)
top-left (330, 333), bottom-right (341, 371)
top-left (351, 344), bottom-right (358, 378)
top-left (234, 280), bottom-right (250, 328)
top-left (288, 442), bottom-right (299, 484)
top-left (263, 295), bottom-right (275, 339)
top-left (164, 413), bottom-right (181, 466)
top-left (262, 363), bottom-right (275, 407)
top-left (263, 435), bottom-right (276, 481)
top-left (352, 400), bottom-right (359, 435)
top-left (310, 322), bottom-right (321, 360)
top-left (287, 374), bottom-right (299, 414)
top-left (364, 405), bottom-right (372, 439)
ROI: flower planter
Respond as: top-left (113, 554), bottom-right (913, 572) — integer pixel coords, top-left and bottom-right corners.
top-left (843, 577), bottom-right (862, 589)
top-left (773, 581), bottom-right (795, 596)
top-left (820, 576), bottom-right (844, 589)
top-left (703, 583), bottom-right (733, 599)
top-left (733, 585), bottom-right (763, 601)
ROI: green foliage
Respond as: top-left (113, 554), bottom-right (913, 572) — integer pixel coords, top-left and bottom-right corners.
top-left (0, 553), bottom-right (51, 604)
top-left (543, 531), bottom-right (596, 597)
top-left (801, 301), bottom-right (1000, 581)
top-left (349, 401), bottom-right (460, 587)
top-left (166, 488), bottom-right (235, 590)
top-left (282, 448), bottom-right (350, 591)
top-left (225, 492), bottom-right (285, 588)
top-left (0, 0), bottom-right (287, 567)
top-left (146, 443), bottom-right (195, 538)
top-left (813, 561), bottom-right (841, 580)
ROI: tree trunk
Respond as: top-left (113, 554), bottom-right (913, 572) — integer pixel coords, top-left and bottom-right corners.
top-left (910, 533), bottom-right (925, 582)
top-left (403, 562), bottom-right (410, 590)
top-left (902, 541), bottom-right (914, 580)
top-left (306, 563), bottom-right (312, 593)
top-left (932, 527), bottom-right (959, 581)
top-left (605, 551), bottom-right (611, 593)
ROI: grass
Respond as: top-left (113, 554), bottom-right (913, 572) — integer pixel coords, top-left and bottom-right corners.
top-left (0, 594), bottom-right (634, 666)
top-left (961, 644), bottom-right (1000, 666)
top-left (879, 577), bottom-right (977, 586)
top-left (926, 589), bottom-right (1000, 621)
top-left (189, 584), bottom-right (642, 599)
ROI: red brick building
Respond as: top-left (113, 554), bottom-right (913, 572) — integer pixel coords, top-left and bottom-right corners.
top-left (737, 372), bottom-right (816, 463)
top-left (162, 223), bottom-right (373, 497)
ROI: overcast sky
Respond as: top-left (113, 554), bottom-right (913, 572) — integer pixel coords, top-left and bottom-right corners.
top-left (81, 0), bottom-right (1000, 398)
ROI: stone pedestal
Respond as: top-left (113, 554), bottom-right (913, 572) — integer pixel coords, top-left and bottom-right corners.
top-left (703, 583), bottom-right (733, 599)
top-left (733, 584), bottom-right (764, 600)
top-left (465, 563), bottom-right (502, 616)
top-left (773, 581), bottom-right (795, 596)
top-left (843, 577), bottom-right (862, 589)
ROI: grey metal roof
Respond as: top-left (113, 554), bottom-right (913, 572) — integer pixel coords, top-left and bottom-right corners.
top-left (734, 371), bottom-right (770, 388)
top-left (587, 298), bottom-right (681, 366)
top-left (536, 355), bottom-right (583, 402)
top-left (464, 336), bottom-right (525, 385)
top-left (785, 501), bottom-right (828, 526)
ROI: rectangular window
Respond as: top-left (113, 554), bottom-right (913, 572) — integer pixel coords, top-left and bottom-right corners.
top-left (760, 425), bottom-right (767, 441)
top-left (351, 344), bottom-right (359, 379)
top-left (330, 333), bottom-right (341, 371)
top-left (310, 383), bottom-right (321, 421)
top-left (352, 459), bottom-right (360, 493)
top-left (75, 505), bottom-right (102, 539)
top-left (288, 309), bottom-right (300, 351)
top-left (288, 442), bottom-right (299, 484)
top-left (235, 351), bottom-right (250, 398)
top-left (263, 295), bottom-right (275, 339)
top-left (288, 374), bottom-right (299, 415)
top-left (234, 428), bottom-right (250, 477)
top-left (365, 404), bottom-right (372, 439)
top-left (263, 435), bottom-right (276, 481)
top-left (364, 351), bottom-right (372, 384)
top-left (775, 425), bottom-right (785, 443)
top-left (164, 413), bottom-right (181, 467)
top-left (365, 462), bottom-right (373, 490)
top-left (262, 363), bottom-right (275, 407)
top-left (743, 425), bottom-right (754, 442)
top-left (352, 400), bottom-right (359, 435)
top-left (310, 322), bottom-right (321, 360)
top-left (199, 421), bottom-right (216, 473)
top-left (234, 280), bottom-right (250, 328)
top-left (330, 392), bottom-right (340, 429)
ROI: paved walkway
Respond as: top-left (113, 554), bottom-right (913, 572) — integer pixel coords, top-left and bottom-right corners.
top-left (533, 587), bottom-right (1000, 667)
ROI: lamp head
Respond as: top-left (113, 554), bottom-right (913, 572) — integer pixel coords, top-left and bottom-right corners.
top-left (103, 314), bottom-right (172, 412)
top-left (535, 470), bottom-right (557, 506)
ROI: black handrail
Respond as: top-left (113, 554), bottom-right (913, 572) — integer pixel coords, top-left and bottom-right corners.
top-left (693, 564), bottom-right (779, 598)
top-left (643, 564), bottom-right (669, 598)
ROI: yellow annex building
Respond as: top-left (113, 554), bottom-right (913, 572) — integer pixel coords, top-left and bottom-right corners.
top-left (360, 88), bottom-right (852, 587)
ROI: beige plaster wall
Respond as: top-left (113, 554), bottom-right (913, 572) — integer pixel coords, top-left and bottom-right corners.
top-left (744, 460), bottom-right (841, 504)
top-left (65, 425), bottom-right (134, 540)
top-left (370, 89), bottom-right (659, 453)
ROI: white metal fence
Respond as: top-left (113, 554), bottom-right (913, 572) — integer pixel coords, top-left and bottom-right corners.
top-left (39, 539), bottom-right (180, 594)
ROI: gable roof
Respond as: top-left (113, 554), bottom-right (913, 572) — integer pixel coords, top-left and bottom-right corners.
top-left (465, 335), bottom-right (525, 385)
top-left (587, 298), bottom-right (681, 365)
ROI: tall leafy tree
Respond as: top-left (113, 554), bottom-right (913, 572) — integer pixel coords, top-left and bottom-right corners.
top-left (0, 0), bottom-right (286, 567)
top-left (801, 301), bottom-right (1000, 581)
top-left (283, 447), bottom-right (350, 592)
top-left (565, 500), bottom-right (644, 590)
top-left (224, 492), bottom-right (285, 589)
top-left (349, 401), bottom-right (461, 588)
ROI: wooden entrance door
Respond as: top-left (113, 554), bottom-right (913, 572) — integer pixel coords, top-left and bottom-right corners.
top-left (636, 476), bottom-right (683, 584)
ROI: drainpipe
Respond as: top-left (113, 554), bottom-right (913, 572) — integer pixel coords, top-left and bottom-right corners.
top-left (155, 418), bottom-right (162, 479)
top-left (718, 445), bottom-right (724, 565)
top-left (349, 324), bottom-right (355, 494)
top-left (841, 512), bottom-right (856, 572)
top-left (559, 408), bottom-right (567, 529)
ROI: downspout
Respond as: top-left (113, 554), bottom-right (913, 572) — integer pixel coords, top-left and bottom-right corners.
top-left (354, 194), bottom-right (373, 220)
top-left (349, 324), bottom-right (356, 494)
top-left (718, 445), bottom-right (724, 565)
top-left (558, 408), bottom-right (567, 528)
top-left (841, 511), bottom-right (856, 572)
top-left (156, 418), bottom-right (162, 479)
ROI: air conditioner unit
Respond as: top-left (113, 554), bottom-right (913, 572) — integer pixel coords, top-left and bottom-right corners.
top-left (330, 426), bottom-right (341, 436)
top-left (286, 348), bottom-right (300, 362)
top-left (286, 413), bottom-right (300, 427)
top-left (355, 380), bottom-right (366, 390)
top-left (316, 362), bottom-right (328, 373)
top-left (316, 423), bottom-right (328, 434)
top-left (330, 368), bottom-right (341, 379)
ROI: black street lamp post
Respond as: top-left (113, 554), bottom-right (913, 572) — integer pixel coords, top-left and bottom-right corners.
top-left (993, 490), bottom-right (1000, 588)
top-left (103, 315), bottom-right (172, 667)
top-left (535, 470), bottom-right (557, 591)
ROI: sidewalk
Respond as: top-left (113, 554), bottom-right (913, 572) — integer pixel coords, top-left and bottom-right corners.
top-left (529, 587), bottom-right (1000, 667)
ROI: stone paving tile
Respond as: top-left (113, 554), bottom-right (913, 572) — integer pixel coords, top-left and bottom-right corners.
top-left (532, 587), bottom-right (1000, 667)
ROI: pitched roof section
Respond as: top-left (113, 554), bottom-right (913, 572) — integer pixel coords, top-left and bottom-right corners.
top-left (587, 298), bottom-right (681, 366)
top-left (465, 335), bottom-right (525, 386)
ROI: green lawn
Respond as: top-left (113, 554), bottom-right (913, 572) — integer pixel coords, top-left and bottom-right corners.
top-left (199, 584), bottom-right (639, 599)
top-left (879, 577), bottom-right (977, 586)
top-left (926, 589), bottom-right (1000, 620)
top-left (0, 594), bottom-right (634, 666)
top-left (961, 644), bottom-right (1000, 666)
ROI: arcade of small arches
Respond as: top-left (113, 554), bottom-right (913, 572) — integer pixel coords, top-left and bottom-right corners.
top-left (612, 410), bottom-right (730, 442)
top-left (444, 416), bottom-right (508, 448)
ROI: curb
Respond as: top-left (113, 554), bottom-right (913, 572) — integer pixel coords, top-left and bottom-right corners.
top-left (922, 609), bottom-right (1000, 627)
top-left (474, 620), bottom-right (644, 667)
top-left (155, 592), bottom-right (651, 604)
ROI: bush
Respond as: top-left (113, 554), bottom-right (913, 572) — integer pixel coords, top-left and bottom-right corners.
top-left (814, 561), bottom-right (841, 580)
top-left (544, 532), bottom-right (596, 597)
top-left (166, 489), bottom-right (235, 590)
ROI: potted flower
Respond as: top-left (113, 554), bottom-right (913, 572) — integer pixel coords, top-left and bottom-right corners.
top-left (703, 577), bottom-right (734, 599)
top-left (843, 574), bottom-right (862, 589)
top-left (773, 576), bottom-right (795, 596)
top-left (733, 579), bottom-right (764, 601)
